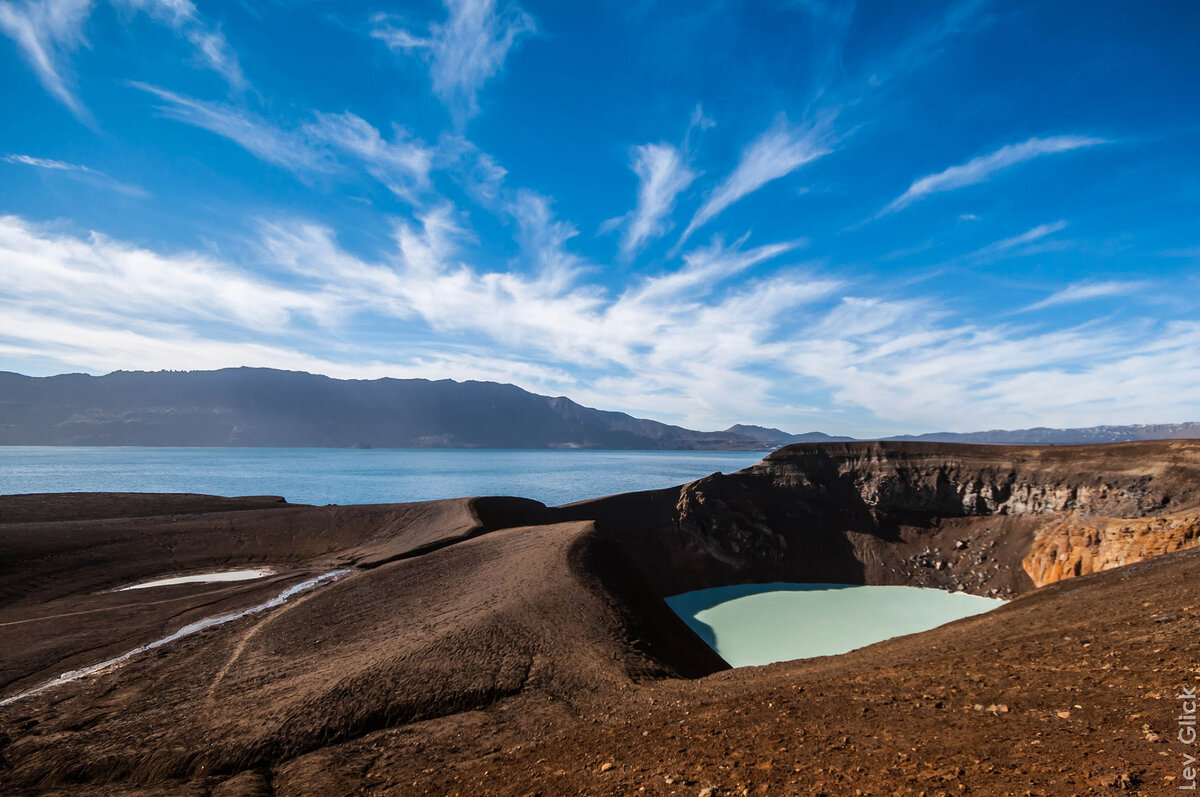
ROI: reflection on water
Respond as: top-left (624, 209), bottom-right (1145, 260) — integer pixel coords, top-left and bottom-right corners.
top-left (666, 582), bottom-right (1005, 667)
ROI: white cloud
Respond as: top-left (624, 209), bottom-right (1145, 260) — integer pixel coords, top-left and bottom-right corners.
top-left (507, 190), bottom-right (587, 291)
top-left (111, 0), bottom-right (244, 89)
top-left (0, 215), bottom-right (333, 331)
top-left (230, 215), bottom-right (834, 425)
top-left (3, 152), bottom-right (149, 196)
top-left (436, 134), bottom-right (508, 204)
top-left (879, 135), bottom-right (1106, 216)
top-left (0, 0), bottom-right (246, 122)
top-left (628, 235), bottom-right (805, 305)
top-left (1023, 280), bottom-right (1146, 312)
top-left (608, 143), bottom-right (697, 261)
top-left (0, 0), bottom-right (94, 120)
top-left (3, 153), bottom-right (81, 170)
top-left (784, 300), bottom-right (1200, 431)
top-left (372, 0), bottom-right (535, 123)
top-left (133, 83), bottom-right (332, 172)
top-left (679, 117), bottom-right (830, 246)
top-left (969, 219), bottom-right (1068, 259)
top-left (133, 84), bottom-right (435, 201)
top-left (864, 0), bottom-right (989, 90)
top-left (2, 212), bottom-right (1196, 434)
top-left (302, 112), bottom-right (434, 201)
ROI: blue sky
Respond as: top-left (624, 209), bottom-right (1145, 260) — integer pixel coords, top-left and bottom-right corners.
top-left (0, 0), bottom-right (1198, 435)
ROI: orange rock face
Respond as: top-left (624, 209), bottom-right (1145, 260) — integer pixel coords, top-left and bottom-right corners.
top-left (1022, 512), bottom-right (1200, 587)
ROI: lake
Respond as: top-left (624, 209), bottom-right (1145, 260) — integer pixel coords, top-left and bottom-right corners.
top-left (0, 447), bottom-right (767, 507)
top-left (666, 582), bottom-right (1005, 667)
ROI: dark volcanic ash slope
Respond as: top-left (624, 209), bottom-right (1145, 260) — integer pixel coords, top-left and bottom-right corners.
top-left (1, 520), bottom-right (722, 788)
top-left (1, 441), bottom-right (1199, 795)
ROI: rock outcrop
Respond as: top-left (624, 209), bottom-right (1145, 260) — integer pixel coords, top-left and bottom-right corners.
top-left (555, 440), bottom-right (1200, 598)
top-left (1022, 511), bottom-right (1200, 586)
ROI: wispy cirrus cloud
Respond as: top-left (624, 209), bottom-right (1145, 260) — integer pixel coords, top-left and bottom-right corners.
top-left (968, 219), bottom-right (1068, 259)
top-left (0, 0), bottom-right (94, 121)
top-left (0, 214), bottom-right (334, 332)
top-left (436, 134), bottom-right (508, 205)
top-left (303, 112), bottom-right (434, 201)
top-left (260, 216), bottom-right (835, 425)
top-left (605, 142), bottom-right (698, 261)
top-left (678, 116), bottom-right (830, 247)
top-left (132, 83), bottom-right (434, 200)
top-left (878, 135), bottom-right (1106, 217)
top-left (1023, 280), bottom-right (1147, 312)
top-left (864, 0), bottom-right (990, 90)
top-left (7, 210), bottom-right (1196, 433)
top-left (507, 190), bottom-right (588, 291)
top-left (603, 104), bottom-right (713, 261)
top-left (2, 152), bottom-right (149, 196)
top-left (372, 0), bottom-right (535, 124)
top-left (112, 0), bottom-right (245, 90)
top-left (133, 82), bottom-right (332, 172)
top-left (0, 0), bottom-right (246, 123)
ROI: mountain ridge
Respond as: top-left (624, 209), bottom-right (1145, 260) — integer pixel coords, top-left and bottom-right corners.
top-left (0, 368), bottom-right (1196, 449)
top-left (0, 368), bottom-right (764, 449)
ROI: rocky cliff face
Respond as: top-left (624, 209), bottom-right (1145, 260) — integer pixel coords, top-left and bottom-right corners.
top-left (1022, 512), bottom-right (1200, 587)
top-left (753, 441), bottom-right (1194, 516)
top-left (757, 441), bottom-right (1200, 590)
top-left (673, 476), bottom-right (787, 568)
top-left (590, 440), bottom-right (1200, 597)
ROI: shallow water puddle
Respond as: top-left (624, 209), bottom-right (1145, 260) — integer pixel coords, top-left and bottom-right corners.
top-left (118, 568), bottom-right (275, 590)
top-left (0, 569), bottom-right (352, 707)
top-left (666, 582), bottom-right (1005, 667)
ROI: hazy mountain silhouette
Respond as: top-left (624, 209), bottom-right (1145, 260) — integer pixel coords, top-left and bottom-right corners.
top-left (0, 369), bottom-right (765, 449)
top-left (883, 423), bottom-right (1200, 445)
top-left (0, 369), bottom-right (1195, 449)
top-left (724, 424), bottom-right (857, 444)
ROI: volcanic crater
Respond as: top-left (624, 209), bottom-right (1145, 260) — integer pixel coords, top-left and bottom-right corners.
top-left (2, 440), bottom-right (1199, 795)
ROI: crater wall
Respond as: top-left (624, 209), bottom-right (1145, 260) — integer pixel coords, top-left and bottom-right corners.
top-left (563, 439), bottom-right (1200, 597)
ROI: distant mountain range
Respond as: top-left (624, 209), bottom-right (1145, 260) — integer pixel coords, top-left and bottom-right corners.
top-left (722, 422), bottom-right (1200, 446)
top-left (0, 369), bottom-right (1196, 449)
top-left (723, 424), bottom-right (857, 444)
top-left (880, 423), bottom-right (1200, 445)
top-left (0, 369), bottom-right (763, 449)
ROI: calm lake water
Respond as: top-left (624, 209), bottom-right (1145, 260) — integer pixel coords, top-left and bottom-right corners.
top-left (0, 447), bottom-right (766, 506)
top-left (667, 583), bottom-right (1005, 667)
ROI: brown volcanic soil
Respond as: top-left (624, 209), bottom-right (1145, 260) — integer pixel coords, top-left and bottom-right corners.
top-left (1, 441), bottom-right (1199, 795)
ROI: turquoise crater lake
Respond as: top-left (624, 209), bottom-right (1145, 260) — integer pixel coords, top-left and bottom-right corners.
top-left (666, 583), bottom-right (1006, 667)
